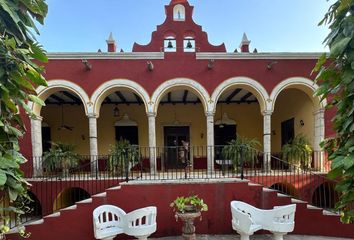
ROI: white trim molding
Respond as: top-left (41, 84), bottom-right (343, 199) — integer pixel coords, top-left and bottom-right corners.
top-left (270, 77), bottom-right (327, 112)
top-left (90, 79), bottom-right (150, 117)
top-left (196, 52), bottom-right (326, 60)
top-left (47, 52), bottom-right (164, 60)
top-left (30, 80), bottom-right (90, 116)
top-left (151, 78), bottom-right (211, 114)
top-left (211, 76), bottom-right (270, 113)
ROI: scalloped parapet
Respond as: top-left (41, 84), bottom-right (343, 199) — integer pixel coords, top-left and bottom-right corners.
top-left (133, 0), bottom-right (225, 53)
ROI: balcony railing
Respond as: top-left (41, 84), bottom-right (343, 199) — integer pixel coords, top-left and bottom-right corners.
top-left (2, 145), bottom-right (337, 230)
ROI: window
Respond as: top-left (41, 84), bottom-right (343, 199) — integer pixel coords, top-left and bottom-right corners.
top-left (42, 122), bottom-right (51, 152)
top-left (183, 37), bottom-right (195, 52)
top-left (114, 114), bottom-right (139, 145)
top-left (173, 4), bottom-right (185, 21)
top-left (164, 37), bottom-right (176, 52)
top-left (115, 126), bottom-right (139, 145)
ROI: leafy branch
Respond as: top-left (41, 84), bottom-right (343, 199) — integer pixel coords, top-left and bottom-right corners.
top-left (0, 0), bottom-right (48, 235)
top-left (314, 0), bottom-right (354, 223)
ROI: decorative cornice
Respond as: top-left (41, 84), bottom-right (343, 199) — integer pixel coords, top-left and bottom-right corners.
top-left (196, 52), bottom-right (326, 60)
top-left (47, 52), bottom-right (165, 60)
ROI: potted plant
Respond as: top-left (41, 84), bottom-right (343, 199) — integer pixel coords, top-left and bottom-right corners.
top-left (108, 139), bottom-right (139, 177)
top-left (282, 134), bottom-right (313, 171)
top-left (170, 194), bottom-right (208, 239)
top-left (222, 135), bottom-right (260, 174)
top-left (42, 142), bottom-right (80, 177)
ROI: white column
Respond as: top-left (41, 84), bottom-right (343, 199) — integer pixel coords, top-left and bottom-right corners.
top-left (88, 114), bottom-right (99, 175)
top-left (262, 111), bottom-right (272, 172)
top-left (31, 116), bottom-right (43, 176)
top-left (206, 112), bottom-right (215, 173)
top-left (313, 109), bottom-right (325, 171)
top-left (148, 112), bottom-right (157, 174)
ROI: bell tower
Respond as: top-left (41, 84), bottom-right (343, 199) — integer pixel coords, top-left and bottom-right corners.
top-left (132, 0), bottom-right (226, 52)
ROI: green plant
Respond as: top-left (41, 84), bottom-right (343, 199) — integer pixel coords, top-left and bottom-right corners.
top-left (313, 0), bottom-right (354, 223)
top-left (42, 142), bottom-right (80, 176)
top-left (222, 135), bottom-right (261, 171)
top-left (0, 0), bottom-right (48, 234)
top-left (108, 139), bottom-right (139, 176)
top-left (170, 194), bottom-right (208, 213)
top-left (282, 134), bottom-right (313, 170)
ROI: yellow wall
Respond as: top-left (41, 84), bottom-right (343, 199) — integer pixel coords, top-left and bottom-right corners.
top-left (271, 89), bottom-right (314, 152)
top-left (97, 104), bottom-right (148, 154)
top-left (216, 103), bottom-right (263, 146)
top-left (42, 105), bottom-right (89, 155)
top-left (156, 104), bottom-right (207, 147)
top-left (42, 102), bottom-right (264, 155)
top-left (156, 103), bottom-right (263, 147)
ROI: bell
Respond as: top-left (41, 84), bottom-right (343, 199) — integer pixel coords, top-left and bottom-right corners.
top-left (167, 40), bottom-right (174, 49)
top-left (186, 40), bottom-right (193, 49)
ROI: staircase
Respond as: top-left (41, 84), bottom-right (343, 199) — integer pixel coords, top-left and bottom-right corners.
top-left (8, 179), bottom-right (354, 240)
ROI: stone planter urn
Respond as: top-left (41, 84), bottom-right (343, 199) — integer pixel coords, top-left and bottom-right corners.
top-left (175, 211), bottom-right (201, 240)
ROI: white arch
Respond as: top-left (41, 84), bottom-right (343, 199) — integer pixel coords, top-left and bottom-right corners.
top-left (173, 4), bottom-right (185, 21)
top-left (91, 79), bottom-right (150, 117)
top-left (270, 77), bottom-right (326, 112)
top-left (30, 80), bottom-right (90, 116)
top-left (211, 77), bottom-right (270, 113)
top-left (151, 78), bottom-right (210, 113)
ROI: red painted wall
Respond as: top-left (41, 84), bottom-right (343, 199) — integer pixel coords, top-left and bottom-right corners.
top-left (18, 0), bottom-right (335, 172)
top-left (16, 181), bottom-right (354, 240)
top-left (27, 174), bottom-right (333, 219)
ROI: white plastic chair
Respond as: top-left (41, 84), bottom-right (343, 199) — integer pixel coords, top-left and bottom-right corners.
top-left (231, 201), bottom-right (296, 240)
top-left (231, 202), bottom-right (262, 240)
top-left (123, 206), bottom-right (157, 240)
top-left (93, 205), bottom-right (126, 240)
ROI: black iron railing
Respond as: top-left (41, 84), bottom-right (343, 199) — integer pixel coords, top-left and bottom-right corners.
top-left (1, 145), bottom-right (338, 230)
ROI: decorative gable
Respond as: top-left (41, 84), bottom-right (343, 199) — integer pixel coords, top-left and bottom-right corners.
top-left (133, 0), bottom-right (225, 53)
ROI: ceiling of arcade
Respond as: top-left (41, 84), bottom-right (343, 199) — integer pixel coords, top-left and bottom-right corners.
top-left (44, 88), bottom-right (258, 106)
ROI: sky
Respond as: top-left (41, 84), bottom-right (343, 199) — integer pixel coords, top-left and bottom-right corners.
top-left (36, 0), bottom-right (334, 53)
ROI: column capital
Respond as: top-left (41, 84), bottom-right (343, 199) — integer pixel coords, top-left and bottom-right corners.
top-left (30, 115), bottom-right (43, 121)
top-left (313, 108), bottom-right (325, 115)
top-left (87, 113), bottom-right (98, 119)
top-left (147, 112), bottom-right (157, 118)
top-left (205, 111), bottom-right (215, 118)
top-left (262, 110), bottom-right (273, 116)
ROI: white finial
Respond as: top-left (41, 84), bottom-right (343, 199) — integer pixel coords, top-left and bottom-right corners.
top-left (106, 32), bottom-right (115, 43)
top-left (239, 32), bottom-right (251, 48)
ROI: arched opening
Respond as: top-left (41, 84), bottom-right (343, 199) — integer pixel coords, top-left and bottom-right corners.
top-left (214, 87), bottom-right (263, 169)
top-left (98, 89), bottom-right (147, 152)
top-left (0, 191), bottom-right (42, 228)
top-left (53, 187), bottom-right (90, 212)
top-left (164, 36), bottom-right (177, 52)
top-left (271, 88), bottom-right (315, 168)
top-left (173, 4), bottom-right (185, 21)
top-left (25, 191), bottom-right (42, 218)
top-left (97, 89), bottom-right (148, 171)
top-left (270, 182), bottom-right (299, 198)
top-left (312, 182), bottom-right (339, 209)
top-left (156, 88), bottom-right (206, 170)
top-left (41, 90), bottom-right (89, 156)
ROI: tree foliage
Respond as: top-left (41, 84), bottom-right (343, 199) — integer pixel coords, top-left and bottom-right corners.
top-left (0, 0), bottom-right (48, 234)
top-left (314, 0), bottom-right (354, 223)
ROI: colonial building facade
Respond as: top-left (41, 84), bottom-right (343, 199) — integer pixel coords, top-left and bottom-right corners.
top-left (24, 0), bottom-right (331, 176)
